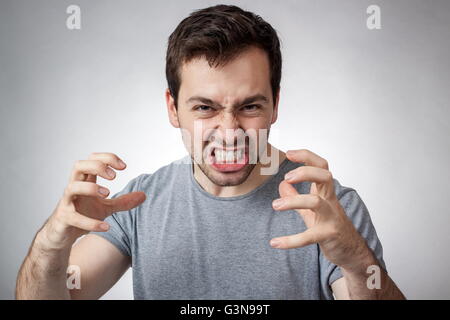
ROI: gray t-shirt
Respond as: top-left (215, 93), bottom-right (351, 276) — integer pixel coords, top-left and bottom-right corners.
top-left (91, 155), bottom-right (386, 300)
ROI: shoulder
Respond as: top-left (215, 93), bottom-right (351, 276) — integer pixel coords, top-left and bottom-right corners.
top-left (333, 178), bottom-right (357, 201)
top-left (135, 155), bottom-right (191, 192)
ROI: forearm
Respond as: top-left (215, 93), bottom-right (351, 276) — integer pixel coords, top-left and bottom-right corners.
top-left (340, 245), bottom-right (406, 300)
top-left (16, 223), bottom-right (75, 300)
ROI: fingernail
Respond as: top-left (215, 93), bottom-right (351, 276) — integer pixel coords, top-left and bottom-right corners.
top-left (270, 239), bottom-right (281, 248)
top-left (284, 172), bottom-right (294, 181)
top-left (106, 167), bottom-right (115, 178)
top-left (118, 160), bottom-right (126, 168)
top-left (100, 223), bottom-right (109, 231)
top-left (272, 199), bottom-right (284, 209)
top-left (98, 187), bottom-right (109, 195)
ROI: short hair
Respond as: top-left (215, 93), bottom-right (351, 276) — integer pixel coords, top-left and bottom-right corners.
top-left (165, 4), bottom-right (282, 108)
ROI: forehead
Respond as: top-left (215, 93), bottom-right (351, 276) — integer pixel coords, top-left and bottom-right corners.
top-left (178, 46), bottom-right (271, 104)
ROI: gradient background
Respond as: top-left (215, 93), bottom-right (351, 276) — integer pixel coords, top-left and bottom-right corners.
top-left (1, 0), bottom-right (449, 299)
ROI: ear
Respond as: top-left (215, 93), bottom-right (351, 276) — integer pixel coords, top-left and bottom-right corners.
top-left (271, 88), bottom-right (280, 124)
top-left (165, 88), bottom-right (180, 128)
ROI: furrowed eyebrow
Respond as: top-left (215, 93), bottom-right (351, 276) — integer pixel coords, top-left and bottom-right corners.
top-left (186, 94), bottom-right (269, 108)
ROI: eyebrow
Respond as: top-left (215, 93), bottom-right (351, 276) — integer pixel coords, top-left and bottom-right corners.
top-left (186, 94), bottom-right (269, 108)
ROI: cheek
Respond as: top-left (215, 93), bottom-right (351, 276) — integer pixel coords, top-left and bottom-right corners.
top-left (240, 116), bottom-right (271, 131)
top-left (180, 128), bottom-right (194, 150)
top-left (239, 116), bottom-right (272, 146)
top-left (180, 120), bottom-right (215, 150)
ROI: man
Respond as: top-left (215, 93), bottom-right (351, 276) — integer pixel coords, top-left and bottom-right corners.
top-left (16, 4), bottom-right (405, 300)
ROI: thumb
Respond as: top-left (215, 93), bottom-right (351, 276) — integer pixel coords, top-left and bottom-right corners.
top-left (104, 191), bottom-right (147, 215)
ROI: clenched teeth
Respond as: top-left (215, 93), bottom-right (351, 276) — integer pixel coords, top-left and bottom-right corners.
top-left (214, 149), bottom-right (244, 163)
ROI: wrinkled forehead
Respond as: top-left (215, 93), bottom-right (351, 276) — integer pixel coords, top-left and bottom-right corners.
top-left (178, 47), bottom-right (272, 106)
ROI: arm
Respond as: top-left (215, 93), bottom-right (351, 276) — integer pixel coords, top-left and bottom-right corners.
top-left (68, 234), bottom-right (130, 300)
top-left (16, 224), bottom-right (130, 300)
top-left (331, 248), bottom-right (406, 300)
top-left (16, 220), bottom-right (73, 300)
top-left (16, 152), bottom-right (145, 299)
top-left (270, 149), bottom-right (406, 300)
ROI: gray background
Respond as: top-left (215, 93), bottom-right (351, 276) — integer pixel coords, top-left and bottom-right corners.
top-left (1, 0), bottom-right (449, 299)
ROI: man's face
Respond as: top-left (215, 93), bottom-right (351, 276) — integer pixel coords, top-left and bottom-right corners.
top-left (167, 46), bottom-right (279, 186)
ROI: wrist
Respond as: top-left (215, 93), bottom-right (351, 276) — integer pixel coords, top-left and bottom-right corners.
top-left (36, 217), bottom-right (80, 252)
top-left (30, 223), bottom-right (75, 277)
top-left (340, 240), bottom-right (378, 275)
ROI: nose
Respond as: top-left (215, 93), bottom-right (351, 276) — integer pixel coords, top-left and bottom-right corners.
top-left (214, 111), bottom-right (244, 148)
top-left (220, 110), bottom-right (239, 130)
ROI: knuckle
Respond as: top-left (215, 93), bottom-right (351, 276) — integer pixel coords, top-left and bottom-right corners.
top-left (295, 168), bottom-right (304, 179)
top-left (70, 213), bottom-right (89, 230)
top-left (64, 183), bottom-right (74, 195)
top-left (94, 160), bottom-right (107, 171)
top-left (53, 206), bottom-right (68, 221)
top-left (86, 182), bottom-right (98, 194)
top-left (311, 195), bottom-right (322, 209)
top-left (65, 211), bottom-right (78, 227)
top-left (109, 153), bottom-right (119, 160)
top-left (300, 149), bottom-right (309, 156)
top-left (72, 160), bottom-right (82, 171)
top-left (293, 194), bottom-right (303, 205)
top-left (51, 211), bottom-right (71, 231)
top-left (327, 226), bottom-right (340, 240)
top-left (84, 217), bottom-right (99, 230)
top-left (101, 152), bottom-right (115, 160)
top-left (88, 152), bottom-right (100, 160)
top-left (325, 170), bottom-right (333, 181)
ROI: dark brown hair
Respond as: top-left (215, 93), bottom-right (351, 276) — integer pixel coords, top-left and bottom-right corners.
top-left (165, 4), bottom-right (282, 108)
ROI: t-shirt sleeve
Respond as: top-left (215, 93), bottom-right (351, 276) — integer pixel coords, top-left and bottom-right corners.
top-left (89, 174), bottom-right (147, 260)
top-left (319, 180), bottom-right (387, 300)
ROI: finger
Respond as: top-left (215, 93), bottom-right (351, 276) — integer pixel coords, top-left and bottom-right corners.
top-left (284, 165), bottom-right (333, 185)
top-left (67, 211), bottom-right (110, 232)
top-left (63, 181), bottom-right (110, 204)
top-left (270, 228), bottom-right (324, 249)
top-left (88, 152), bottom-right (127, 170)
top-left (103, 191), bottom-right (147, 216)
top-left (278, 180), bottom-right (299, 198)
top-left (272, 194), bottom-right (324, 212)
top-left (285, 149), bottom-right (329, 170)
top-left (70, 160), bottom-right (117, 182)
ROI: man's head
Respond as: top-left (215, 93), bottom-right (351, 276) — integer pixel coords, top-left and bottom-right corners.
top-left (165, 4), bottom-right (282, 186)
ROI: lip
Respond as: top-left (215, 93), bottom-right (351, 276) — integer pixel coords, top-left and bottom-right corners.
top-left (210, 152), bottom-right (249, 172)
top-left (204, 146), bottom-right (248, 172)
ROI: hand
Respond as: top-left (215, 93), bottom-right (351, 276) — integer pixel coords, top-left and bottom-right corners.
top-left (43, 152), bottom-right (146, 248)
top-left (270, 149), bottom-right (370, 269)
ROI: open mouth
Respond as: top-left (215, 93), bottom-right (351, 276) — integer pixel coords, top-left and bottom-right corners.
top-left (207, 147), bottom-right (249, 172)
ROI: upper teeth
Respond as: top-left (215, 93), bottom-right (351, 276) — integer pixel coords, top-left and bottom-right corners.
top-left (214, 149), bottom-right (244, 162)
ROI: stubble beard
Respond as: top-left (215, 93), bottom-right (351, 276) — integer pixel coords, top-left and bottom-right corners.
top-left (195, 158), bottom-right (256, 187)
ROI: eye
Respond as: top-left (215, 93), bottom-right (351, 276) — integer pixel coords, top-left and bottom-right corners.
top-left (241, 104), bottom-right (260, 112)
top-left (195, 105), bottom-right (213, 112)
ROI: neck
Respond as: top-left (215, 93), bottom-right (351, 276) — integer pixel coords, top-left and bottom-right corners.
top-left (193, 144), bottom-right (286, 197)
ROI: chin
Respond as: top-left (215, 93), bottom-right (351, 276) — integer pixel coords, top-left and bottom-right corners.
top-left (200, 163), bottom-right (256, 187)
